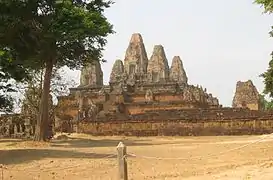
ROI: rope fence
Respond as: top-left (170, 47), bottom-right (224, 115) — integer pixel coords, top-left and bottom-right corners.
top-left (1, 133), bottom-right (273, 180)
top-left (128, 133), bottom-right (273, 160)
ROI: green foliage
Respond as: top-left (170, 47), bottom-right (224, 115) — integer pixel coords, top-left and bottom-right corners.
top-left (0, 51), bottom-right (30, 113)
top-left (259, 94), bottom-right (267, 110)
top-left (255, 0), bottom-right (273, 13)
top-left (258, 94), bottom-right (273, 110)
top-left (265, 100), bottom-right (273, 110)
top-left (0, 0), bottom-right (114, 69)
top-left (260, 59), bottom-right (273, 97)
top-left (0, 94), bottom-right (13, 112)
top-left (0, 0), bottom-right (114, 118)
top-left (255, 0), bottom-right (273, 97)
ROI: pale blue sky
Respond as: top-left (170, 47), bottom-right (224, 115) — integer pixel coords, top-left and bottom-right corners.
top-left (68, 0), bottom-right (272, 106)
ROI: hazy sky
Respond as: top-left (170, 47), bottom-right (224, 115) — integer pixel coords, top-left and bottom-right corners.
top-left (67, 0), bottom-right (272, 106)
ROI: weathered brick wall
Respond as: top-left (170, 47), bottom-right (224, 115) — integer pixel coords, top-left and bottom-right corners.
top-left (154, 94), bottom-right (184, 102)
top-left (77, 119), bottom-right (273, 136)
top-left (132, 108), bottom-right (273, 121)
top-left (127, 104), bottom-right (195, 114)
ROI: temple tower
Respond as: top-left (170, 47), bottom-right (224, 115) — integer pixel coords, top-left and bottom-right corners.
top-left (124, 33), bottom-right (149, 75)
top-left (169, 56), bottom-right (188, 84)
top-left (147, 45), bottom-right (170, 83)
top-left (79, 60), bottom-right (103, 87)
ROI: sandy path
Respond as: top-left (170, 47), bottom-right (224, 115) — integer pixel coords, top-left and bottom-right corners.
top-left (1, 134), bottom-right (273, 180)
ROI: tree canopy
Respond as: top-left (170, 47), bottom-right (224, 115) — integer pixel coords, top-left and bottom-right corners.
top-left (256, 0), bottom-right (273, 12)
top-left (255, 0), bottom-right (273, 97)
top-left (0, 0), bottom-right (114, 68)
top-left (0, 52), bottom-right (30, 112)
top-left (0, 0), bottom-right (114, 140)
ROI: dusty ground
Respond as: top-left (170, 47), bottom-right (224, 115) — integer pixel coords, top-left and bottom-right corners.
top-left (1, 134), bottom-right (273, 180)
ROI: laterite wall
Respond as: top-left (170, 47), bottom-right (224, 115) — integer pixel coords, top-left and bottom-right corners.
top-left (78, 119), bottom-right (273, 136)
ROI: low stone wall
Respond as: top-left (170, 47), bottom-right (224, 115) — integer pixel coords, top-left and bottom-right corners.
top-left (77, 119), bottom-right (273, 136)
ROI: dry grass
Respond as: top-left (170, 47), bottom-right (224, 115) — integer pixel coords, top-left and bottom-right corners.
top-left (1, 133), bottom-right (273, 180)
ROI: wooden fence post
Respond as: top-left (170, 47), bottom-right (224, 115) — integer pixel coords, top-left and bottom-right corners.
top-left (117, 142), bottom-right (128, 180)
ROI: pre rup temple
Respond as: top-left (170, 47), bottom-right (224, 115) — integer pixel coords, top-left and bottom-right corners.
top-left (1, 33), bottom-right (273, 137)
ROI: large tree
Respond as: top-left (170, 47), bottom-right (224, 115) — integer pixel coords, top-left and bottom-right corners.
top-left (256, 0), bottom-right (273, 97)
top-left (0, 0), bottom-right (114, 141)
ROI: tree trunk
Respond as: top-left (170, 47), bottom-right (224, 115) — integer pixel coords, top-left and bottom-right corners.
top-left (34, 59), bottom-right (53, 141)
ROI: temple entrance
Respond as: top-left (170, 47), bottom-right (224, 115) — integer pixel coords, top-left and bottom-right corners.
top-left (129, 64), bottom-right (136, 74)
top-left (152, 72), bottom-right (159, 82)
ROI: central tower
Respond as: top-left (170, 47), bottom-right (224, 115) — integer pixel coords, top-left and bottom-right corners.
top-left (124, 33), bottom-right (149, 75)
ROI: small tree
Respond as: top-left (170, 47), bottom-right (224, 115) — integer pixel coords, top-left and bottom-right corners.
top-left (0, 0), bottom-right (114, 141)
top-left (259, 94), bottom-right (269, 110)
top-left (19, 68), bottom-right (77, 115)
top-left (18, 68), bottom-right (76, 137)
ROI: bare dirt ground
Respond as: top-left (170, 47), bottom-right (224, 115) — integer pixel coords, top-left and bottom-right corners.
top-left (1, 133), bottom-right (273, 180)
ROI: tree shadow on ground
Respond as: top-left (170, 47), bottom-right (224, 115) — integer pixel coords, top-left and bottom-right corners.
top-left (50, 137), bottom-right (171, 148)
top-left (0, 148), bottom-right (116, 165)
top-left (0, 136), bottom-right (178, 166)
top-left (0, 138), bottom-right (25, 144)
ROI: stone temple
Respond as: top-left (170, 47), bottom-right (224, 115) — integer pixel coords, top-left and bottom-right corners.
top-left (1, 33), bottom-right (272, 138)
top-left (55, 33), bottom-right (220, 123)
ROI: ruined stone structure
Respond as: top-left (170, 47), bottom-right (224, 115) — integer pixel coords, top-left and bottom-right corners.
top-left (53, 33), bottom-right (273, 136)
top-left (0, 84), bottom-right (55, 138)
top-left (79, 61), bottom-right (103, 87)
top-left (232, 80), bottom-right (261, 110)
top-left (0, 114), bottom-right (33, 138)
